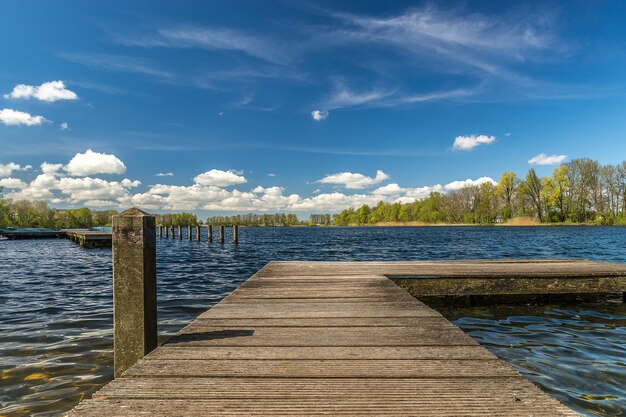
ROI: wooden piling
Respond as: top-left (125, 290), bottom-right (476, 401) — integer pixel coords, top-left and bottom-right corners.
top-left (196, 225), bottom-right (201, 241)
top-left (219, 225), bottom-right (225, 244)
top-left (171, 226), bottom-right (176, 239)
top-left (207, 225), bottom-right (213, 242)
top-left (158, 225), bottom-right (163, 239)
top-left (165, 226), bottom-right (169, 238)
top-left (178, 225), bottom-right (183, 240)
top-left (112, 208), bottom-right (157, 378)
top-left (233, 225), bottom-right (239, 244)
top-left (188, 225), bottom-right (192, 240)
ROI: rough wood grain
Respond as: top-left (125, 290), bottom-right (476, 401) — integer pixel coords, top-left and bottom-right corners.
top-left (65, 259), bottom-right (619, 416)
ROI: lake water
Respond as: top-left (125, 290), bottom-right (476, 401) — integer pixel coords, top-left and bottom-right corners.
top-left (1, 226), bottom-right (625, 416)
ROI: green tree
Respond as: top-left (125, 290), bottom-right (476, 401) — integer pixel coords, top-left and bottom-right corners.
top-left (496, 171), bottom-right (520, 220)
top-left (525, 169), bottom-right (544, 222)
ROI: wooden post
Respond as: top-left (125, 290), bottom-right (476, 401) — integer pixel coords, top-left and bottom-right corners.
top-left (178, 225), bottom-right (183, 240)
top-left (165, 226), bottom-right (169, 238)
top-left (159, 225), bottom-right (163, 239)
top-left (196, 225), bottom-right (201, 241)
top-left (112, 208), bottom-right (157, 378)
top-left (219, 225), bottom-right (225, 244)
top-left (207, 225), bottom-right (213, 242)
top-left (233, 225), bottom-right (239, 244)
top-left (188, 225), bottom-right (192, 240)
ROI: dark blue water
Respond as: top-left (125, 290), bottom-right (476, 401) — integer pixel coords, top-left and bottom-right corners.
top-left (1, 226), bottom-right (625, 416)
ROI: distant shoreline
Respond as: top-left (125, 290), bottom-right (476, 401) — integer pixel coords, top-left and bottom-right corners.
top-left (288, 221), bottom-right (612, 228)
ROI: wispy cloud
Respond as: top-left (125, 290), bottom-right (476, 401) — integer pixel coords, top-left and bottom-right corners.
top-left (116, 26), bottom-right (291, 65)
top-left (325, 83), bottom-right (477, 109)
top-left (156, 172), bottom-right (174, 177)
top-left (60, 52), bottom-right (173, 79)
top-left (329, 6), bottom-right (554, 75)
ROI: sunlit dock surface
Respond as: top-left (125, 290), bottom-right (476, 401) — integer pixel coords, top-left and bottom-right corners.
top-left (65, 259), bottom-right (626, 416)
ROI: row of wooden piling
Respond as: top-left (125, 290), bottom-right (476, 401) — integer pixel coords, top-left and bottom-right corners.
top-left (157, 225), bottom-right (238, 244)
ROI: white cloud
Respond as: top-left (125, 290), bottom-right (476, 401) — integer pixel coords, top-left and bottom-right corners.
top-left (319, 170), bottom-right (389, 189)
top-left (5, 174), bottom-right (57, 200)
top-left (3, 81), bottom-right (78, 102)
top-left (156, 172), bottom-right (174, 177)
top-left (267, 173), bottom-right (276, 177)
top-left (60, 122), bottom-right (69, 130)
top-left (528, 153), bottom-right (567, 165)
top-left (0, 178), bottom-right (28, 189)
top-left (0, 162), bottom-right (29, 178)
top-left (64, 149), bottom-right (127, 176)
top-left (2, 153), bottom-right (503, 214)
top-left (6, 171), bottom-right (141, 206)
top-left (452, 134), bottom-right (496, 151)
top-left (444, 176), bottom-right (497, 191)
top-left (311, 110), bottom-right (329, 121)
top-left (395, 185), bottom-right (444, 203)
top-left (372, 183), bottom-right (405, 195)
top-left (56, 177), bottom-right (137, 203)
top-left (41, 162), bottom-right (64, 175)
top-left (0, 109), bottom-right (47, 126)
top-left (193, 169), bottom-right (247, 187)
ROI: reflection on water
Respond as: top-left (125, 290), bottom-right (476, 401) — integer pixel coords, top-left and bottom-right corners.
top-left (1, 226), bottom-right (625, 416)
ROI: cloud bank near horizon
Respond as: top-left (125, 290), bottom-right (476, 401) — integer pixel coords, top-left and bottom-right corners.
top-left (1, 150), bottom-right (502, 213)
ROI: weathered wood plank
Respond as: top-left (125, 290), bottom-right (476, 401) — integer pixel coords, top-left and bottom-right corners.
top-left (185, 317), bottom-right (455, 327)
top-left (200, 302), bottom-right (442, 319)
top-left (143, 345), bottom-right (494, 360)
top-left (69, 397), bottom-right (577, 417)
top-left (92, 376), bottom-right (563, 400)
top-left (165, 326), bottom-right (476, 347)
top-left (124, 358), bottom-right (518, 378)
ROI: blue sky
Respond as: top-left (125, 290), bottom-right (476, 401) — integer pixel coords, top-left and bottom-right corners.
top-left (1, 0), bottom-right (626, 215)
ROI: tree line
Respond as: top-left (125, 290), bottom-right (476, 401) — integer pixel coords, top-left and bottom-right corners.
top-left (333, 158), bottom-right (626, 226)
top-left (0, 197), bottom-right (117, 229)
top-left (205, 213), bottom-right (301, 226)
top-left (3, 158), bottom-right (626, 228)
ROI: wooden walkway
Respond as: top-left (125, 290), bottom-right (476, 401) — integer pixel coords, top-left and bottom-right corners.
top-left (66, 259), bottom-right (626, 416)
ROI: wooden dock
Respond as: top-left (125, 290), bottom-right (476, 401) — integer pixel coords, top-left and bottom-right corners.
top-left (65, 258), bottom-right (626, 416)
top-left (64, 230), bottom-right (112, 248)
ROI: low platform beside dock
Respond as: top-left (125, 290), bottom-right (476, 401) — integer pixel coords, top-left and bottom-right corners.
top-left (64, 230), bottom-right (112, 248)
top-left (67, 259), bottom-right (626, 416)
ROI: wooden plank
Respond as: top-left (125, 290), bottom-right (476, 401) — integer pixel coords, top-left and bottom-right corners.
top-left (165, 326), bottom-right (476, 347)
top-left (92, 376), bottom-right (561, 400)
top-left (185, 317), bottom-right (455, 327)
top-left (144, 345), bottom-right (495, 360)
top-left (200, 302), bottom-right (442, 319)
top-left (124, 358), bottom-right (518, 378)
top-left (70, 396), bottom-right (577, 417)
